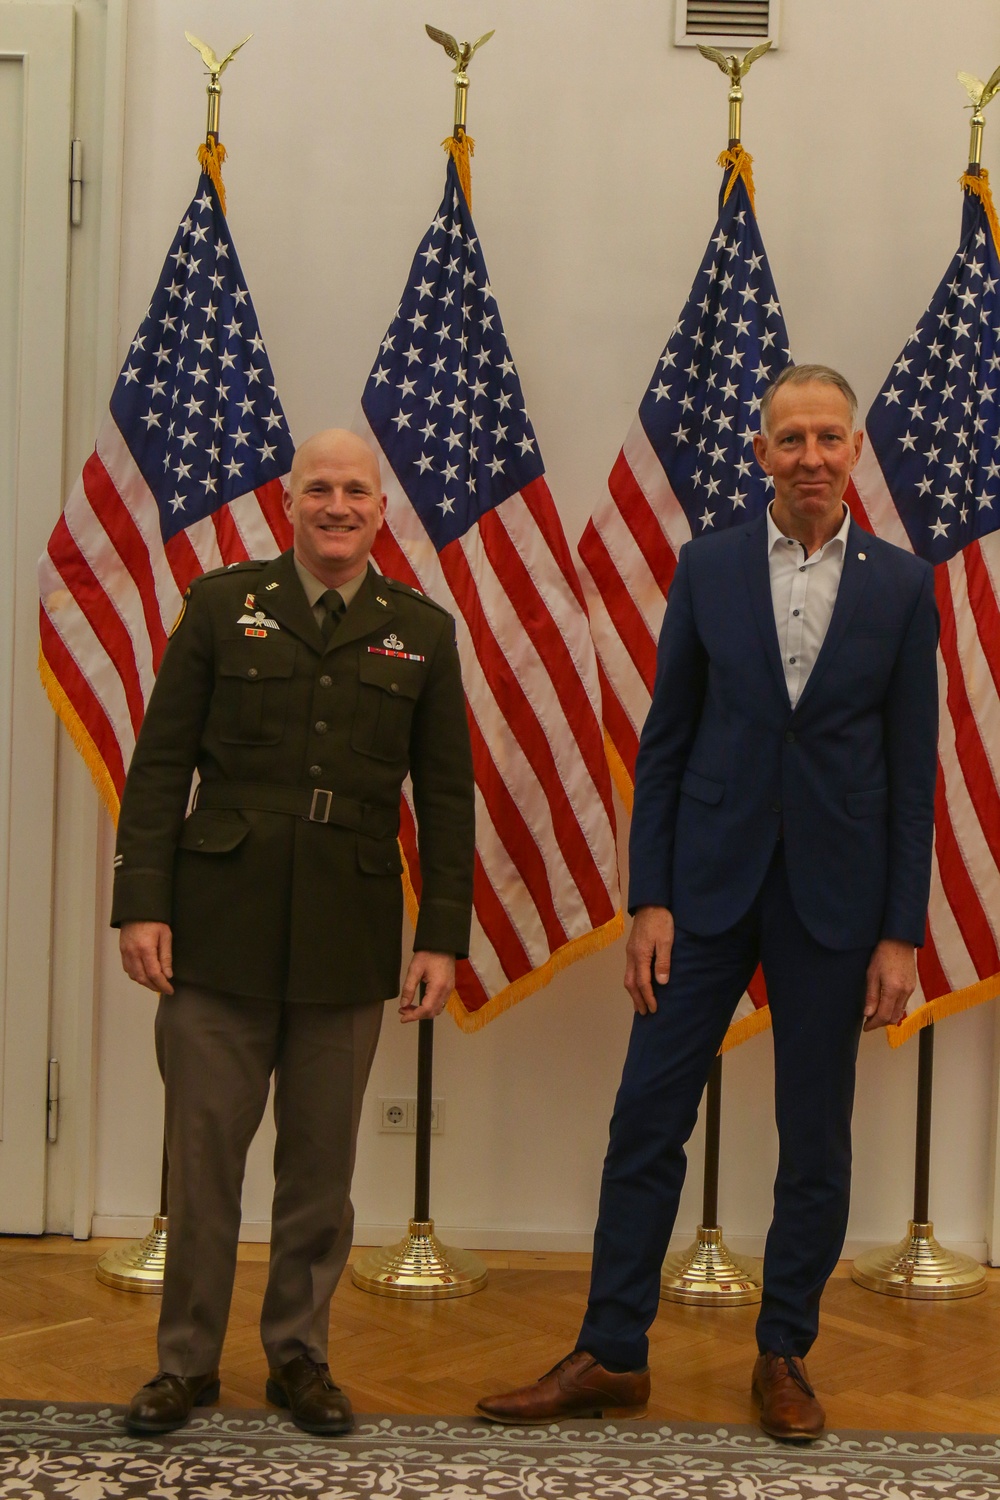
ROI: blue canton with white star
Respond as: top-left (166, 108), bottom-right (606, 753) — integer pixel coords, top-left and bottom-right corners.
top-left (362, 159), bottom-right (544, 551)
top-left (866, 185), bottom-right (1000, 566)
top-left (110, 174), bottom-right (293, 543)
top-left (640, 169), bottom-right (791, 535)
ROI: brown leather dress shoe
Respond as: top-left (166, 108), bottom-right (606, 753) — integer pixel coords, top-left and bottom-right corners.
top-left (125, 1370), bottom-right (220, 1434)
top-left (266, 1355), bottom-right (354, 1435)
top-left (476, 1350), bottom-right (650, 1424)
top-left (752, 1352), bottom-right (825, 1441)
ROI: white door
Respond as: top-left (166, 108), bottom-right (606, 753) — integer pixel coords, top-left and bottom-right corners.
top-left (0, 3), bottom-right (74, 1231)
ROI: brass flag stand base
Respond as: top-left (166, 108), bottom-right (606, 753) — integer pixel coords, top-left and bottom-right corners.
top-left (661, 1224), bottom-right (762, 1305)
top-left (352, 1217), bottom-right (488, 1299)
top-left (353, 1016), bottom-right (487, 1303)
top-left (852, 1219), bottom-right (986, 1299)
top-left (660, 1057), bottom-right (761, 1305)
top-left (853, 1027), bottom-right (985, 1301)
top-left (95, 1214), bottom-right (168, 1293)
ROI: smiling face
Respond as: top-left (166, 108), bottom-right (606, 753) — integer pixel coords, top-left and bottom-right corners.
top-left (283, 430), bottom-right (387, 587)
top-left (752, 381), bottom-right (863, 545)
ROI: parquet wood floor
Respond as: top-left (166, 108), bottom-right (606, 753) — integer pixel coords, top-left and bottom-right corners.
top-left (0, 1236), bottom-right (997, 1431)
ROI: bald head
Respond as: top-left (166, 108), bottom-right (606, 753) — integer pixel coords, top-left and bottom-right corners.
top-left (283, 428), bottom-right (387, 588)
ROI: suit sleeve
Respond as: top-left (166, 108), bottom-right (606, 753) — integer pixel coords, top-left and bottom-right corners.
top-left (627, 544), bottom-right (709, 914)
top-left (408, 611), bottom-right (475, 956)
top-left (881, 561), bottom-right (939, 945)
top-left (110, 585), bottom-right (216, 927)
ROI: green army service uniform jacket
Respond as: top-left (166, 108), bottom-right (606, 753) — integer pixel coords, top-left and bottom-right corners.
top-left (111, 551), bottom-right (475, 1007)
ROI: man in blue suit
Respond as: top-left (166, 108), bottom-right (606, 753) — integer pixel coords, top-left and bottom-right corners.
top-left (477, 366), bottom-right (939, 1440)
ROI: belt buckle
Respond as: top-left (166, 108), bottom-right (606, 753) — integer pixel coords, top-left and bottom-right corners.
top-left (309, 788), bottom-right (333, 824)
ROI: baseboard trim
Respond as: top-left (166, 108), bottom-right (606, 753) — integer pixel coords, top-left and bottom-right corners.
top-left (87, 1217), bottom-right (992, 1264)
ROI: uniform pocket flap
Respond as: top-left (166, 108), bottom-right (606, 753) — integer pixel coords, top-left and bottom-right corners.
top-left (357, 833), bottom-right (404, 876)
top-left (358, 653), bottom-right (423, 699)
top-left (680, 769), bottom-right (725, 805)
top-left (846, 786), bottom-right (888, 817)
top-left (219, 640), bottom-right (295, 680)
top-left (178, 809), bottom-right (250, 853)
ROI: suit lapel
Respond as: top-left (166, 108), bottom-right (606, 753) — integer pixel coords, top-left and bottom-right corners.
top-left (740, 514), bottom-right (789, 707)
top-left (328, 565), bottom-right (397, 654)
top-left (794, 519), bottom-right (873, 714)
top-left (247, 551), bottom-right (324, 651)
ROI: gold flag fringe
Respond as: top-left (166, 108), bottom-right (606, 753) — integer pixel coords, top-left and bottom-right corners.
top-left (887, 968), bottom-right (1000, 1047)
top-left (960, 168), bottom-right (1000, 252)
top-left (604, 732), bottom-right (634, 813)
top-left (38, 645), bottom-right (121, 823)
top-left (198, 138), bottom-right (228, 215)
top-left (443, 128), bottom-right (475, 208)
top-left (399, 840), bottom-right (623, 1029)
top-left (718, 145), bottom-right (756, 214)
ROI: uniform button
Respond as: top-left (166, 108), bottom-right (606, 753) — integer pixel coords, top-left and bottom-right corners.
top-left (319, 674), bottom-right (332, 688)
top-left (247, 667), bottom-right (258, 679)
top-left (315, 721), bottom-right (328, 734)
top-left (385, 860), bottom-right (394, 871)
top-left (785, 730), bottom-right (796, 743)
top-left (309, 764), bottom-right (323, 777)
top-left (390, 682), bottom-right (400, 694)
top-left (196, 837), bottom-right (205, 846)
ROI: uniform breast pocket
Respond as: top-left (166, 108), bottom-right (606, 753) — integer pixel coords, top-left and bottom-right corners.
top-left (351, 653), bottom-right (423, 761)
top-left (216, 639), bottom-right (296, 745)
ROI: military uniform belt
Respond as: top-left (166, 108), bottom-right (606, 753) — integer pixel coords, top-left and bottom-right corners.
top-left (193, 781), bottom-right (398, 837)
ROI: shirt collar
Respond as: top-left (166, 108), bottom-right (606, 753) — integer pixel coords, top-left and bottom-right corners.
top-left (766, 501), bottom-right (850, 560)
top-left (293, 556), bottom-right (369, 609)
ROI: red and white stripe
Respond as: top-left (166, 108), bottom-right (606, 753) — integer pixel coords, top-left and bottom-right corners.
top-left (359, 412), bottom-right (621, 1025)
top-left (38, 411), bottom-right (290, 812)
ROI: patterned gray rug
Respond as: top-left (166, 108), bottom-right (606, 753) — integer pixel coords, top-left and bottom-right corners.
top-left (0, 1402), bottom-right (999, 1498)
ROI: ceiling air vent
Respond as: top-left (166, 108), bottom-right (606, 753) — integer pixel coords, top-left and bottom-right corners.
top-left (675, 0), bottom-right (779, 48)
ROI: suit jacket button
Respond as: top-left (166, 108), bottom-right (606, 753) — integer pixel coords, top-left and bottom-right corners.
top-left (315, 721), bottom-right (328, 734)
top-left (771, 801), bottom-right (781, 813)
top-left (309, 764), bottom-right (323, 777)
top-left (247, 667), bottom-right (258, 678)
top-left (319, 674), bottom-right (332, 688)
top-left (785, 730), bottom-right (796, 743)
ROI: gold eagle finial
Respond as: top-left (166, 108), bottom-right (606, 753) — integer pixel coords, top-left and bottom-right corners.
top-left (696, 40), bottom-right (772, 87)
top-left (957, 64), bottom-right (1000, 113)
top-left (425, 25), bottom-right (495, 79)
top-left (184, 31), bottom-right (253, 81)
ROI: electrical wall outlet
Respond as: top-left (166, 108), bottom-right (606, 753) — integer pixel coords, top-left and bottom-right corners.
top-left (378, 1097), bottom-right (444, 1134)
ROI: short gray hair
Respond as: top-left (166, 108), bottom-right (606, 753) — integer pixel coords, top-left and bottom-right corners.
top-left (759, 364), bottom-right (859, 436)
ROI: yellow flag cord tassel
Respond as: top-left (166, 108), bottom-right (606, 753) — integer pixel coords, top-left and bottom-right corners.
top-left (443, 128), bottom-right (474, 208)
top-left (960, 168), bottom-right (1000, 251)
top-left (718, 145), bottom-right (756, 215)
top-left (198, 137), bottom-right (228, 216)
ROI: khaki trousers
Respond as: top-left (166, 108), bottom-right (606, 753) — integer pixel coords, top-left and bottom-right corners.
top-left (154, 983), bottom-right (383, 1374)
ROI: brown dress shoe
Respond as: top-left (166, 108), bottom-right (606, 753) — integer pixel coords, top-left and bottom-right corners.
top-left (476, 1350), bottom-right (650, 1424)
top-left (752, 1352), bottom-right (825, 1441)
top-left (266, 1355), bottom-right (354, 1435)
top-left (125, 1370), bottom-right (220, 1434)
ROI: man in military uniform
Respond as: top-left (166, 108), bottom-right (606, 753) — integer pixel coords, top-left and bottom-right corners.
top-left (114, 428), bottom-right (475, 1435)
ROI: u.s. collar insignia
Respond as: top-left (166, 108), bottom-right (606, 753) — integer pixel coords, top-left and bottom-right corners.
top-left (384, 633), bottom-right (404, 650)
top-left (238, 608), bottom-right (280, 638)
top-left (376, 594), bottom-right (388, 607)
top-left (265, 581), bottom-right (280, 590)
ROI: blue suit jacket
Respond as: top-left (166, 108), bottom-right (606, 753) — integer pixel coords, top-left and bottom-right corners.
top-left (628, 513), bottom-right (939, 951)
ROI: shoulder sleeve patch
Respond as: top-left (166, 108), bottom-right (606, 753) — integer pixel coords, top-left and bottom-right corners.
top-left (168, 589), bottom-right (191, 636)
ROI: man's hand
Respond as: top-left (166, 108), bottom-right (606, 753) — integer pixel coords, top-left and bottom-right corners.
top-left (863, 938), bottom-right (916, 1032)
top-left (624, 906), bottom-right (675, 1016)
top-left (120, 921), bottom-right (175, 994)
top-left (399, 950), bottom-right (456, 1023)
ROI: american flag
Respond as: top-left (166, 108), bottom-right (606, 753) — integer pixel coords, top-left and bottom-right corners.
top-left (851, 169), bottom-right (1000, 1044)
top-left (577, 149), bottom-right (790, 1049)
top-left (39, 171), bottom-right (294, 814)
top-left (359, 156), bottom-right (622, 1030)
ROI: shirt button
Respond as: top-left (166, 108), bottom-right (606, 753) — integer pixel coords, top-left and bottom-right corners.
top-left (785, 730), bottom-right (796, 743)
top-left (319, 674), bottom-right (332, 688)
top-left (798, 565), bottom-right (806, 572)
top-left (792, 609), bottom-right (800, 617)
top-left (247, 667), bottom-right (258, 679)
top-left (309, 764), bottom-right (323, 777)
top-left (789, 656), bottom-right (797, 665)
top-left (314, 721), bottom-right (328, 734)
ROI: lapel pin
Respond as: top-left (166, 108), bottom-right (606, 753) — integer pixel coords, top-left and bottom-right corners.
top-left (858, 552), bottom-right (866, 561)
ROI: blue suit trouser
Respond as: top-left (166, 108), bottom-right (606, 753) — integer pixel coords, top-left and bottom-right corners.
top-left (577, 845), bottom-right (869, 1369)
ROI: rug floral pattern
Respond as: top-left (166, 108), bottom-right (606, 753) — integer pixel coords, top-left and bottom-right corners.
top-left (0, 1407), bottom-right (998, 1499)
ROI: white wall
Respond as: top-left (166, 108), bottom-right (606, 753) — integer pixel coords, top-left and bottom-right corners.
top-left (75, 0), bottom-right (1000, 1254)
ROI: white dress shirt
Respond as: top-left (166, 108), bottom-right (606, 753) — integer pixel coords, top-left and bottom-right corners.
top-left (766, 502), bottom-right (851, 709)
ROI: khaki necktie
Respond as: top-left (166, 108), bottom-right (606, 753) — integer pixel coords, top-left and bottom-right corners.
top-left (319, 589), bottom-right (345, 644)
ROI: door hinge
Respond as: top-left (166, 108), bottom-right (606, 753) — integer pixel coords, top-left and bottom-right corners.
top-left (70, 139), bottom-right (83, 226)
top-left (47, 1059), bottom-right (60, 1143)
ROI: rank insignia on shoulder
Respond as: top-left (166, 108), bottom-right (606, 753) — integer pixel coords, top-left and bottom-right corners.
top-left (238, 609), bottom-right (280, 637)
top-left (368, 644), bottom-right (425, 662)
